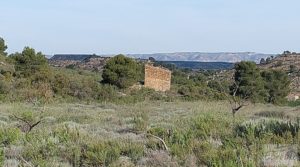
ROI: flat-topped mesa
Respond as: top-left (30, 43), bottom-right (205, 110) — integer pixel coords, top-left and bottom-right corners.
top-left (144, 64), bottom-right (171, 92)
top-left (49, 54), bottom-right (94, 68)
top-left (50, 54), bottom-right (93, 61)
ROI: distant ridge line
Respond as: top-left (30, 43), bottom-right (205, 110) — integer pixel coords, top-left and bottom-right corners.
top-left (49, 52), bottom-right (273, 63)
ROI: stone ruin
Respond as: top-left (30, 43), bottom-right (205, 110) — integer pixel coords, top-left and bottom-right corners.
top-left (144, 64), bottom-right (171, 92)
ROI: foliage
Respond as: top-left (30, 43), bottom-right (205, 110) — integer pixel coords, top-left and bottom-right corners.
top-left (286, 99), bottom-right (300, 107)
top-left (133, 110), bottom-right (149, 132)
top-left (171, 69), bottom-right (226, 101)
top-left (102, 55), bottom-right (142, 88)
top-left (1, 100), bottom-right (300, 166)
top-left (266, 57), bottom-right (271, 64)
top-left (289, 65), bottom-right (298, 73)
top-left (0, 80), bottom-right (10, 95)
top-left (10, 47), bottom-right (52, 82)
top-left (260, 58), bottom-right (266, 64)
top-left (0, 147), bottom-right (3, 167)
top-left (233, 61), bottom-right (267, 103)
top-left (235, 119), bottom-right (300, 140)
top-left (0, 37), bottom-right (7, 56)
top-left (0, 37), bottom-right (295, 110)
top-left (0, 128), bottom-right (21, 146)
top-left (261, 70), bottom-right (291, 104)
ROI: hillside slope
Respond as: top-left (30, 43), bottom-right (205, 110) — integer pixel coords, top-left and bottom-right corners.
top-left (259, 53), bottom-right (300, 72)
top-left (259, 53), bottom-right (300, 99)
top-left (49, 55), bottom-right (110, 71)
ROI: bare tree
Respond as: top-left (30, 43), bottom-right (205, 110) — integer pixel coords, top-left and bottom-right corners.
top-left (13, 114), bottom-right (42, 133)
top-left (223, 81), bottom-right (249, 118)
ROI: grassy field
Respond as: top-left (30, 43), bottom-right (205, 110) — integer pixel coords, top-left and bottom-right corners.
top-left (0, 101), bottom-right (299, 166)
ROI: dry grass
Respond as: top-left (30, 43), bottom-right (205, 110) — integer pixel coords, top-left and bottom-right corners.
top-left (0, 100), bottom-right (299, 166)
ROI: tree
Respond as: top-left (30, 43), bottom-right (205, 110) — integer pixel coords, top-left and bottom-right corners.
top-left (266, 57), bottom-right (271, 64)
top-left (234, 61), bottom-right (266, 102)
top-left (283, 51), bottom-right (291, 55)
top-left (11, 47), bottom-right (51, 82)
top-left (289, 65), bottom-right (297, 73)
top-left (227, 61), bottom-right (267, 117)
top-left (0, 37), bottom-right (7, 56)
top-left (12, 111), bottom-right (42, 133)
top-left (261, 70), bottom-right (290, 104)
top-left (260, 58), bottom-right (266, 65)
top-left (149, 57), bottom-right (156, 62)
top-left (102, 54), bottom-right (142, 88)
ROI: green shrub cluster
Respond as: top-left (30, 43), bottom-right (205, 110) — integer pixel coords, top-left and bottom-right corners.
top-left (235, 119), bottom-right (300, 141)
top-left (171, 70), bottom-right (228, 101)
top-left (11, 124), bottom-right (145, 166)
top-left (147, 114), bottom-right (299, 166)
top-left (102, 54), bottom-right (143, 89)
top-left (0, 128), bottom-right (22, 146)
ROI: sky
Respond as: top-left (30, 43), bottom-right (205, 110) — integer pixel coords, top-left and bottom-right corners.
top-left (0, 0), bottom-right (300, 55)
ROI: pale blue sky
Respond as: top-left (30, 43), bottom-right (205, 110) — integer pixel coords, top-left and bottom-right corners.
top-left (1, 0), bottom-right (300, 55)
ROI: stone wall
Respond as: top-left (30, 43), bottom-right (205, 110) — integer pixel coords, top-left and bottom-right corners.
top-left (144, 64), bottom-right (171, 92)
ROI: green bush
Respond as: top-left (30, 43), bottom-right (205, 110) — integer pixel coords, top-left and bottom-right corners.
top-left (11, 47), bottom-right (52, 81)
top-left (255, 110), bottom-right (286, 118)
top-left (286, 99), bottom-right (300, 107)
top-left (102, 55), bottom-right (142, 88)
top-left (97, 84), bottom-right (118, 101)
top-left (81, 141), bottom-right (121, 166)
top-left (120, 142), bottom-right (144, 163)
top-left (261, 70), bottom-right (290, 104)
top-left (234, 119), bottom-right (300, 142)
top-left (0, 79), bottom-right (10, 94)
top-left (234, 61), bottom-right (267, 103)
top-left (133, 111), bottom-right (149, 132)
top-left (0, 148), bottom-right (3, 167)
top-left (0, 128), bottom-right (21, 146)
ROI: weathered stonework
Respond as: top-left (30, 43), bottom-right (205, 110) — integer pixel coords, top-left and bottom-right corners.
top-left (144, 64), bottom-right (171, 92)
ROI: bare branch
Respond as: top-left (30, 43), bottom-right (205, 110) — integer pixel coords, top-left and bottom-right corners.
top-left (19, 156), bottom-right (33, 167)
top-left (146, 133), bottom-right (169, 151)
top-left (13, 114), bottom-right (31, 127)
top-left (12, 114), bottom-right (42, 133)
top-left (29, 121), bottom-right (41, 132)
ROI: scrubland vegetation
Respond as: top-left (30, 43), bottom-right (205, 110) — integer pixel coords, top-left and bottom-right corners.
top-left (1, 37), bottom-right (300, 166)
top-left (1, 101), bottom-right (299, 166)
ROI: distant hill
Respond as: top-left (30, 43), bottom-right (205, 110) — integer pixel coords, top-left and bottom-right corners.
top-left (50, 54), bottom-right (95, 61)
top-left (49, 52), bottom-right (271, 70)
top-left (158, 61), bottom-right (234, 70)
top-left (127, 52), bottom-right (272, 63)
top-left (50, 52), bottom-right (272, 63)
